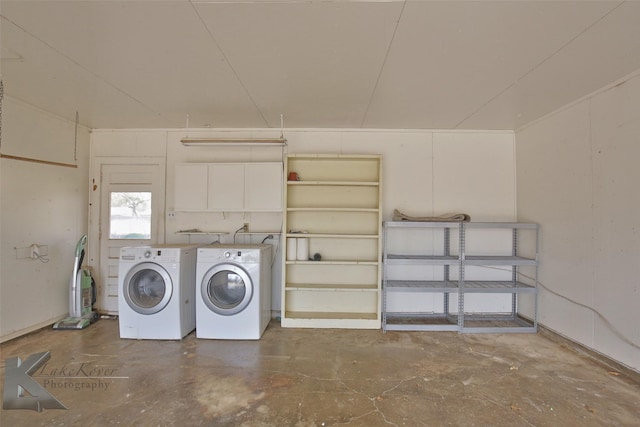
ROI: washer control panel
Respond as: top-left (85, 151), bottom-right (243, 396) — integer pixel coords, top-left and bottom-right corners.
top-left (120, 246), bottom-right (184, 263)
top-left (220, 250), bottom-right (257, 263)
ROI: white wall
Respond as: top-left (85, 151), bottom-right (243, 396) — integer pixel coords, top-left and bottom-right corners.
top-left (516, 72), bottom-right (640, 371)
top-left (92, 128), bottom-right (516, 313)
top-left (1, 115), bottom-right (514, 340)
top-left (0, 98), bottom-right (90, 342)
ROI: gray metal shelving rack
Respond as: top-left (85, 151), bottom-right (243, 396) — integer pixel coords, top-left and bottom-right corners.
top-left (383, 221), bottom-right (462, 332)
top-left (382, 221), bottom-right (539, 333)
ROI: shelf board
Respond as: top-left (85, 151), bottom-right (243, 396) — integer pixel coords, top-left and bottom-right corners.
top-left (384, 221), bottom-right (463, 228)
top-left (384, 324), bottom-right (459, 332)
top-left (236, 231), bottom-right (281, 235)
top-left (383, 280), bottom-right (536, 293)
top-left (385, 255), bottom-right (537, 266)
top-left (286, 233), bottom-right (379, 239)
top-left (285, 283), bottom-right (378, 291)
top-left (385, 254), bottom-right (459, 265)
top-left (384, 280), bottom-right (459, 292)
top-left (460, 281), bottom-right (536, 293)
top-left (282, 312), bottom-right (381, 329)
top-left (464, 222), bottom-right (539, 230)
top-left (177, 230), bottom-right (280, 235)
top-left (175, 230), bottom-right (229, 235)
top-left (288, 180), bottom-right (379, 187)
top-left (281, 311), bottom-right (382, 329)
top-left (384, 313), bottom-right (459, 332)
top-left (464, 255), bottom-right (537, 266)
top-left (460, 315), bottom-right (536, 333)
top-left (286, 260), bottom-right (378, 266)
top-left (461, 326), bottom-right (537, 334)
top-left (283, 311), bottom-right (378, 321)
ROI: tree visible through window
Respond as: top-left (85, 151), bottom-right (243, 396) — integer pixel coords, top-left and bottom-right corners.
top-left (110, 192), bottom-right (151, 239)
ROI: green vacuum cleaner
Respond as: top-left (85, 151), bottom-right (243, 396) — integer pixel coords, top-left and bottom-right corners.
top-left (52, 235), bottom-right (99, 330)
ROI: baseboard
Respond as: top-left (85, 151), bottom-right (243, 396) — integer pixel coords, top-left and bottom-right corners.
top-left (0, 314), bottom-right (67, 344)
top-left (538, 324), bottom-right (640, 384)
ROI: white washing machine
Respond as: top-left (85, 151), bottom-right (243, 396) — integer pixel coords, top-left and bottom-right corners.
top-left (118, 245), bottom-right (198, 340)
top-left (196, 244), bottom-right (272, 340)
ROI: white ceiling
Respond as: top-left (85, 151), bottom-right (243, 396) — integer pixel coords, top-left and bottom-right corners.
top-left (1, 0), bottom-right (640, 131)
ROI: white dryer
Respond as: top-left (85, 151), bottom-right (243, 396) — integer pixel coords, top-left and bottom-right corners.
top-left (196, 244), bottom-right (272, 340)
top-left (118, 245), bottom-right (197, 340)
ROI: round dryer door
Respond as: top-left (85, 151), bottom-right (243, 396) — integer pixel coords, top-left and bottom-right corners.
top-left (123, 262), bottom-right (173, 315)
top-left (201, 264), bottom-right (253, 315)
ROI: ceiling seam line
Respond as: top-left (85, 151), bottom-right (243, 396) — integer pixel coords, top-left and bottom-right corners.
top-left (359, 0), bottom-right (406, 129)
top-left (189, 1), bottom-right (270, 128)
top-left (0, 16), bottom-right (165, 126)
top-left (452, 0), bottom-right (626, 129)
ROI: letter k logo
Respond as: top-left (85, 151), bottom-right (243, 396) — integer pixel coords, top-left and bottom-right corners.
top-left (3, 351), bottom-right (66, 411)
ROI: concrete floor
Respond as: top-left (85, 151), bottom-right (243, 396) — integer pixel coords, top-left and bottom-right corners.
top-left (1, 318), bottom-right (639, 426)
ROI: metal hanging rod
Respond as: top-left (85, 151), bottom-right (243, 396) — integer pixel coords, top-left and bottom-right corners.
top-left (181, 114), bottom-right (287, 146)
top-left (180, 137), bottom-right (287, 146)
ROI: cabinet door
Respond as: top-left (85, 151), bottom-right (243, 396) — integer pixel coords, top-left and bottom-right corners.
top-left (208, 164), bottom-right (244, 211)
top-left (174, 164), bottom-right (208, 210)
top-left (245, 163), bottom-right (283, 211)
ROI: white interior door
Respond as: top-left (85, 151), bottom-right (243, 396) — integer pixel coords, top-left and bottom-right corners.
top-left (90, 161), bottom-right (165, 314)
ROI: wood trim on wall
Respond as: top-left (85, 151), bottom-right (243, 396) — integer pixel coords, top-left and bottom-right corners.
top-left (0, 153), bottom-right (77, 168)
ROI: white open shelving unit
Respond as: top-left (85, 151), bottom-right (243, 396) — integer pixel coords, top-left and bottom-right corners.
top-left (281, 154), bottom-right (382, 329)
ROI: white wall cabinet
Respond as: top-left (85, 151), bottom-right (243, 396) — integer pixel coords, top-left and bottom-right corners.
top-left (174, 162), bottom-right (283, 212)
top-left (245, 163), bottom-right (284, 211)
top-left (208, 163), bottom-right (244, 211)
top-left (174, 164), bottom-right (208, 211)
top-left (281, 154), bottom-right (382, 329)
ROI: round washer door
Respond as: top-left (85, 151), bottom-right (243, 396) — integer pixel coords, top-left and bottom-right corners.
top-left (201, 264), bottom-right (253, 315)
top-left (123, 262), bottom-right (173, 315)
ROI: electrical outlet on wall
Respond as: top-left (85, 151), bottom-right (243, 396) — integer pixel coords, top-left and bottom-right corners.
top-left (167, 211), bottom-right (177, 220)
top-left (243, 223), bottom-right (249, 232)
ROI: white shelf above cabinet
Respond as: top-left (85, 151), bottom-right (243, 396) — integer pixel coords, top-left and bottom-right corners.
top-left (175, 230), bottom-right (229, 236)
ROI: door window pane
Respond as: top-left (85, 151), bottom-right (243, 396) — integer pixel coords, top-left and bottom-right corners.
top-left (110, 192), bottom-right (151, 239)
